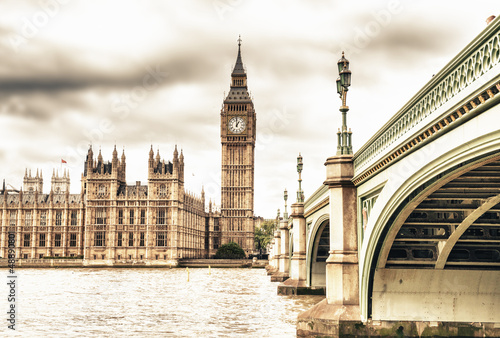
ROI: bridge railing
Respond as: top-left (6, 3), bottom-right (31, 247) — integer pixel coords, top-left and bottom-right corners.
top-left (353, 17), bottom-right (500, 177)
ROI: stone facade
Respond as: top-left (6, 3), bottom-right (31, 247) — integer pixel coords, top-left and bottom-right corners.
top-left (0, 146), bottom-right (222, 263)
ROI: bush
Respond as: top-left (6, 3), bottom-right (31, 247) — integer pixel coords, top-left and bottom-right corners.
top-left (214, 242), bottom-right (246, 259)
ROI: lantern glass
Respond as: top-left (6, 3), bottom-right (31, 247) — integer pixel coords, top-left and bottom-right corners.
top-left (297, 154), bottom-right (303, 172)
top-left (336, 77), bottom-right (342, 94)
top-left (337, 60), bottom-right (343, 74)
top-left (340, 69), bottom-right (351, 88)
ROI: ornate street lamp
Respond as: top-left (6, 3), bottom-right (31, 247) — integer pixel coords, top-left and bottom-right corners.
top-left (283, 188), bottom-right (288, 220)
top-left (336, 51), bottom-right (353, 155)
top-left (296, 153), bottom-right (304, 203)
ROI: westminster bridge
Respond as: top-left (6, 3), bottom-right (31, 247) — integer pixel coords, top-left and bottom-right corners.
top-left (267, 16), bottom-right (500, 337)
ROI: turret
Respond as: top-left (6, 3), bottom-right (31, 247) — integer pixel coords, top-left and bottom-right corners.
top-left (148, 145), bottom-right (154, 171)
top-left (112, 144), bottom-right (118, 164)
top-left (179, 149), bottom-right (184, 182)
top-left (51, 169), bottom-right (70, 194)
top-left (23, 168), bottom-right (44, 193)
top-left (156, 149), bottom-right (161, 164)
top-left (84, 145), bottom-right (93, 177)
top-left (121, 148), bottom-right (126, 180)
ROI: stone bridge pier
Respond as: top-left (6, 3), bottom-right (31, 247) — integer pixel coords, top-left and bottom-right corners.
top-left (270, 213), bottom-right (290, 282)
top-left (277, 202), bottom-right (309, 294)
top-left (297, 154), bottom-right (361, 336)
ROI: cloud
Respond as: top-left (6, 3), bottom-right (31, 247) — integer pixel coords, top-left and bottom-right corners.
top-left (0, 0), bottom-right (498, 217)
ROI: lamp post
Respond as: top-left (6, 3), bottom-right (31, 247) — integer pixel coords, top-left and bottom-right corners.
top-left (336, 52), bottom-right (353, 155)
top-left (296, 153), bottom-right (304, 203)
top-left (276, 209), bottom-right (280, 230)
top-left (283, 189), bottom-right (288, 220)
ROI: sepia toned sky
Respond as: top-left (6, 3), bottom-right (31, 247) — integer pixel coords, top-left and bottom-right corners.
top-left (0, 0), bottom-right (497, 217)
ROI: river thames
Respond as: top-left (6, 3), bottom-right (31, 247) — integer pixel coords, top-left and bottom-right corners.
top-left (5, 268), bottom-right (323, 337)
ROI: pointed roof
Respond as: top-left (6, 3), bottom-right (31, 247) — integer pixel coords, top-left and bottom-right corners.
top-left (231, 35), bottom-right (245, 76)
top-left (149, 145), bottom-right (154, 159)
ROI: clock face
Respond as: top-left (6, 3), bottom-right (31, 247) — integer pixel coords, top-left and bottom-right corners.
top-left (228, 116), bottom-right (246, 134)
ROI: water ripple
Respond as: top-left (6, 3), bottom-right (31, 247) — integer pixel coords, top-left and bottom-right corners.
top-left (6, 268), bottom-right (324, 337)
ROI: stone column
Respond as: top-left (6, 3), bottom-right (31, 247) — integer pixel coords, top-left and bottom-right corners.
top-left (279, 218), bottom-right (290, 276)
top-left (271, 218), bottom-right (290, 283)
top-left (266, 238), bottom-right (276, 275)
top-left (324, 155), bottom-right (359, 309)
top-left (278, 202), bottom-right (306, 294)
top-left (270, 230), bottom-right (282, 281)
top-left (297, 155), bottom-right (360, 336)
top-left (290, 202), bottom-right (306, 282)
top-left (274, 230), bottom-right (281, 268)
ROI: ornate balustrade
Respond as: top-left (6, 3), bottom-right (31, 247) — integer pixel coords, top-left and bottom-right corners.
top-left (353, 18), bottom-right (500, 184)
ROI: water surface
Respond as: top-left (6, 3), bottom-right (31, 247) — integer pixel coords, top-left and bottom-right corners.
top-left (5, 268), bottom-right (323, 337)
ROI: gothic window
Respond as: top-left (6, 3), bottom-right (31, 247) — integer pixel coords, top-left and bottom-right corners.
top-left (54, 233), bottom-right (62, 247)
top-left (25, 211), bottom-right (32, 226)
top-left (140, 210), bottom-right (146, 225)
top-left (94, 232), bottom-right (105, 247)
top-left (97, 184), bottom-right (107, 198)
top-left (9, 211), bottom-right (16, 226)
top-left (157, 209), bottom-right (166, 225)
top-left (139, 232), bottom-right (145, 246)
top-left (158, 184), bottom-right (167, 197)
top-left (128, 232), bottom-right (134, 246)
top-left (117, 232), bottom-right (123, 247)
top-left (129, 210), bottom-right (134, 225)
top-left (55, 211), bottom-right (62, 226)
top-left (118, 209), bottom-right (123, 225)
top-left (40, 211), bottom-right (47, 226)
top-left (23, 234), bottom-right (30, 247)
top-left (156, 232), bottom-right (167, 246)
top-left (71, 211), bottom-right (77, 226)
top-left (70, 233), bottom-right (77, 247)
top-left (96, 208), bottom-right (106, 225)
top-left (39, 234), bottom-right (46, 247)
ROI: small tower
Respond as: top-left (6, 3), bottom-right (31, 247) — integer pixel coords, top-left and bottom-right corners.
top-left (81, 145), bottom-right (126, 199)
top-left (51, 169), bottom-right (70, 194)
top-left (179, 149), bottom-right (184, 183)
top-left (120, 148), bottom-right (126, 182)
top-left (23, 168), bottom-right (43, 193)
top-left (147, 146), bottom-right (177, 200)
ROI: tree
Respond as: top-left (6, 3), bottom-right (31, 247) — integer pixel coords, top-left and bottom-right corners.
top-left (215, 242), bottom-right (246, 259)
top-left (254, 220), bottom-right (276, 255)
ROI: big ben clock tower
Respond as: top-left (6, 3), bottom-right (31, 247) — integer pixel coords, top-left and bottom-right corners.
top-left (220, 36), bottom-right (256, 255)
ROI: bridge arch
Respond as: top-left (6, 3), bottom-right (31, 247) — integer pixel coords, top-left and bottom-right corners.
top-left (306, 214), bottom-right (329, 287)
top-left (360, 128), bottom-right (500, 322)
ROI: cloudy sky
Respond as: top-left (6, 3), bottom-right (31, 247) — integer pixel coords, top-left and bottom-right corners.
top-left (0, 0), bottom-right (497, 217)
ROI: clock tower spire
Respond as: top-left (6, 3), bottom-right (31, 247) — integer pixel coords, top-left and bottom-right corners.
top-left (220, 36), bottom-right (256, 255)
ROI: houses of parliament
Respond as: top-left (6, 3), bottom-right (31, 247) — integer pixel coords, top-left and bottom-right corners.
top-left (0, 40), bottom-right (256, 264)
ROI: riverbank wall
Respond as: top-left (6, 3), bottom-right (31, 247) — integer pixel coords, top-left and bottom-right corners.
top-left (0, 258), bottom-right (267, 268)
